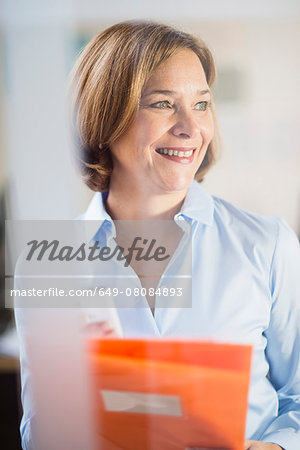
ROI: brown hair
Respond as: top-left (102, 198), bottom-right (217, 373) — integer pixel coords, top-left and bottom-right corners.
top-left (70, 20), bottom-right (219, 192)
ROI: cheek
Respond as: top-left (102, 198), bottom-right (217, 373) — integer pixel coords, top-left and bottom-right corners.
top-left (203, 114), bottom-right (214, 146)
top-left (135, 113), bottom-right (168, 147)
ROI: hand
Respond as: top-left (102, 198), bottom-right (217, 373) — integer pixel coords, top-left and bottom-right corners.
top-left (185, 442), bottom-right (283, 450)
top-left (84, 320), bottom-right (117, 337)
top-left (244, 441), bottom-right (284, 449)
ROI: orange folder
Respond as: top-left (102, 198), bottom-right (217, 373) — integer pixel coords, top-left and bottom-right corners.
top-left (87, 339), bottom-right (252, 450)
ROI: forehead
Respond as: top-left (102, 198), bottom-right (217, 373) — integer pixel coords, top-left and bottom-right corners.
top-left (142, 49), bottom-right (208, 93)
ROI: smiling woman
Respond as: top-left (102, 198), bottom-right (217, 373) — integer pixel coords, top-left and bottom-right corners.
top-left (109, 49), bottom-right (214, 196)
top-left (15, 20), bottom-right (300, 450)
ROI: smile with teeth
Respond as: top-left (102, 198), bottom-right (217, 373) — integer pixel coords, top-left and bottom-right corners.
top-left (156, 148), bottom-right (194, 157)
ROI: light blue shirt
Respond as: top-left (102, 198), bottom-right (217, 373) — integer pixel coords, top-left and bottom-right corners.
top-left (15, 180), bottom-right (300, 449)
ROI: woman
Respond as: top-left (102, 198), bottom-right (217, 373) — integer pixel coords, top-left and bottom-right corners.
top-left (17, 21), bottom-right (300, 449)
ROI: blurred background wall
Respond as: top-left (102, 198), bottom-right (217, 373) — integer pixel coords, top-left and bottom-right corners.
top-left (0, 0), bottom-right (299, 233)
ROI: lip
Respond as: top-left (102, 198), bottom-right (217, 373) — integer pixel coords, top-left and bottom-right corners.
top-left (155, 147), bottom-right (197, 165)
top-left (155, 147), bottom-right (196, 152)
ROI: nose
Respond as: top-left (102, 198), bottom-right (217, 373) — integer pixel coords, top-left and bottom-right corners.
top-left (170, 108), bottom-right (201, 139)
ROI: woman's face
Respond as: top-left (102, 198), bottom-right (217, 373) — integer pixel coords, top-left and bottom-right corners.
top-left (109, 49), bottom-right (214, 194)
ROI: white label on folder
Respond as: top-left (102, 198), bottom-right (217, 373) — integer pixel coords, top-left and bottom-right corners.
top-left (100, 390), bottom-right (182, 416)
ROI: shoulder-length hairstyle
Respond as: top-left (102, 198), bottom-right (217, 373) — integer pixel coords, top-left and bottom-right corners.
top-left (70, 20), bottom-right (219, 192)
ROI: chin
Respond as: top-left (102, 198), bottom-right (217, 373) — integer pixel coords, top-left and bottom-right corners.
top-left (159, 175), bottom-right (194, 193)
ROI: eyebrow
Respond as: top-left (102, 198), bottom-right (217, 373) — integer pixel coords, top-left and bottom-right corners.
top-left (142, 89), bottom-right (211, 97)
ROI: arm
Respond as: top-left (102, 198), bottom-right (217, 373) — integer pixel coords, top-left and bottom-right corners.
top-left (258, 218), bottom-right (300, 449)
top-left (244, 442), bottom-right (283, 449)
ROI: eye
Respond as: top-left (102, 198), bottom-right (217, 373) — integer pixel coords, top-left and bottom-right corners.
top-left (150, 100), bottom-right (172, 109)
top-left (195, 101), bottom-right (209, 111)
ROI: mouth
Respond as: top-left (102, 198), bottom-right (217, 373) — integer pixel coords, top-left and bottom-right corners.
top-left (155, 147), bottom-right (196, 164)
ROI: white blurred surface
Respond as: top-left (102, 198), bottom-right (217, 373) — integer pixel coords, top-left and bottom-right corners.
top-left (25, 308), bottom-right (97, 450)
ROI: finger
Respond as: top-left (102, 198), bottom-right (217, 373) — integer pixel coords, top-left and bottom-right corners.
top-left (84, 320), bottom-right (117, 336)
top-left (244, 440), bottom-right (255, 449)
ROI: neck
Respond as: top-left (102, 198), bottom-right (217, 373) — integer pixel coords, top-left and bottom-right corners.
top-left (105, 178), bottom-right (188, 221)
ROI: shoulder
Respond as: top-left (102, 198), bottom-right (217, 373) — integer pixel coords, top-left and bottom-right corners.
top-left (210, 195), bottom-right (300, 270)
top-left (186, 181), bottom-right (284, 242)
top-left (212, 195), bottom-right (284, 243)
top-left (210, 196), bottom-right (300, 288)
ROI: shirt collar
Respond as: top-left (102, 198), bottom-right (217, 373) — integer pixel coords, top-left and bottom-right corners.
top-left (82, 191), bottom-right (111, 221)
top-left (174, 180), bottom-right (214, 226)
top-left (78, 191), bottom-right (113, 243)
top-left (82, 180), bottom-right (214, 226)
